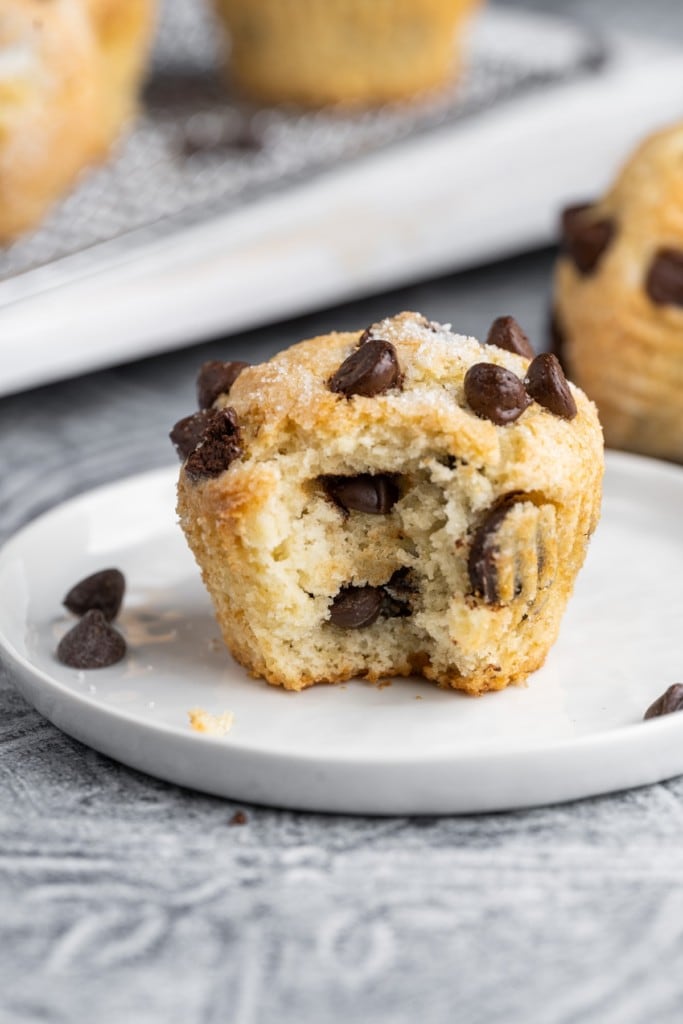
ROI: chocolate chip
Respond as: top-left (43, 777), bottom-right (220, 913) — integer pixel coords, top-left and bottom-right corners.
top-left (561, 204), bottom-right (614, 274)
top-left (196, 360), bottom-right (249, 409)
top-left (561, 202), bottom-right (592, 234)
top-left (329, 585), bottom-right (383, 629)
top-left (381, 568), bottom-right (417, 618)
top-left (525, 353), bottom-right (577, 420)
top-left (170, 410), bottom-right (215, 459)
top-left (464, 363), bottom-right (531, 425)
top-left (185, 408), bottom-right (242, 481)
top-left (357, 326), bottom-right (375, 345)
top-left (486, 316), bottom-right (534, 359)
top-left (644, 684), bottom-right (683, 720)
top-left (328, 339), bottom-right (402, 398)
top-left (57, 610), bottom-right (126, 669)
top-left (468, 496), bottom-right (520, 603)
top-left (63, 569), bottom-right (125, 622)
top-left (229, 810), bottom-right (249, 825)
top-left (645, 248), bottom-right (683, 307)
top-left (321, 474), bottom-right (399, 514)
top-left (182, 118), bottom-right (262, 158)
top-left (549, 309), bottom-right (566, 363)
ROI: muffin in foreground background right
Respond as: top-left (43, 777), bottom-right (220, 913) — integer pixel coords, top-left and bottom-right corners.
top-left (553, 121), bottom-right (683, 463)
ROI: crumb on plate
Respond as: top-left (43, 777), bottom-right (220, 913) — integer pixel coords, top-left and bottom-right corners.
top-left (188, 707), bottom-right (235, 736)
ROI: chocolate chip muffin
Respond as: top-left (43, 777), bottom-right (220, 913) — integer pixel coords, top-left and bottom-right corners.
top-left (0, 0), bottom-right (102, 241)
top-left (173, 312), bottom-right (603, 693)
top-left (0, 0), bottom-right (154, 242)
top-left (211, 0), bottom-right (481, 107)
top-left (85, 0), bottom-right (156, 143)
top-left (553, 121), bottom-right (683, 462)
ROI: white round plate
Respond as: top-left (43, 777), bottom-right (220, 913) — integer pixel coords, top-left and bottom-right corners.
top-left (1, 452), bottom-right (682, 815)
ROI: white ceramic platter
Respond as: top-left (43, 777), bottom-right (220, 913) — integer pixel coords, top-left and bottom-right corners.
top-left (1, 452), bottom-right (682, 815)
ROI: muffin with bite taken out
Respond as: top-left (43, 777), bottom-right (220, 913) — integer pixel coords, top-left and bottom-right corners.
top-left (172, 312), bottom-right (603, 694)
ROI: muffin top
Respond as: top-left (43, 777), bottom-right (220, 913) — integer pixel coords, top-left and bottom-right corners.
top-left (178, 312), bottom-right (601, 519)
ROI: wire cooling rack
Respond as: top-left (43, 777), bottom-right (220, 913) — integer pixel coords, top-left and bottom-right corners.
top-left (0, 1), bottom-right (605, 307)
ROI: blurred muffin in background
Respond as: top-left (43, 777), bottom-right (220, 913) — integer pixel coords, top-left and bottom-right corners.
top-left (553, 122), bottom-right (683, 463)
top-left (0, 0), bottom-right (155, 243)
top-left (0, 0), bottom-right (102, 241)
top-left (212, 0), bottom-right (481, 107)
top-left (85, 0), bottom-right (157, 141)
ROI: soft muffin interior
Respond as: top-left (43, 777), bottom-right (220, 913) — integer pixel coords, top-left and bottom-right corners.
top-left (213, 443), bottom-right (558, 690)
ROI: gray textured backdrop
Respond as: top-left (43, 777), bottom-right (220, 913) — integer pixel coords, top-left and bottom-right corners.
top-left (2, 2), bottom-right (683, 1022)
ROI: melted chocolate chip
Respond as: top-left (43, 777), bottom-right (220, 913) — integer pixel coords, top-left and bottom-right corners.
top-left (329, 586), bottom-right (383, 629)
top-left (196, 360), bottom-right (249, 409)
top-left (381, 568), bottom-right (417, 618)
top-left (57, 610), bottom-right (126, 669)
top-left (644, 684), bottom-right (683, 720)
top-left (184, 408), bottom-right (242, 480)
top-left (63, 569), bottom-right (125, 622)
top-left (328, 339), bottom-right (402, 398)
top-left (561, 204), bottom-right (614, 275)
top-left (322, 474), bottom-right (399, 514)
top-left (170, 410), bottom-right (214, 460)
top-left (486, 316), bottom-right (534, 359)
top-left (464, 363), bottom-right (531, 425)
top-left (468, 496), bottom-right (520, 603)
top-left (525, 353), bottom-right (577, 420)
top-left (645, 248), bottom-right (683, 307)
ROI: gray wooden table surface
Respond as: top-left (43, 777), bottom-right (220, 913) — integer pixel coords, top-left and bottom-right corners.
top-left (3, 3), bottom-right (683, 1022)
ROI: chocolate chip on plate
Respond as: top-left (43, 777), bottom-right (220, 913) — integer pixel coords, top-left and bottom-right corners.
top-left (63, 569), bottom-right (125, 622)
top-left (170, 410), bottom-right (215, 460)
top-left (464, 363), bottom-right (531, 426)
top-left (196, 360), bottom-right (249, 409)
top-left (229, 810), bottom-right (249, 826)
top-left (486, 316), bottom-right (534, 359)
top-left (645, 248), bottom-right (683, 307)
top-left (329, 585), bottom-right (383, 629)
top-left (328, 339), bottom-right (402, 398)
top-left (322, 474), bottom-right (399, 514)
top-left (468, 496), bottom-right (520, 604)
top-left (57, 610), bottom-right (126, 669)
top-left (185, 408), bottom-right (243, 481)
top-left (525, 353), bottom-right (577, 420)
top-left (561, 204), bottom-right (615, 275)
top-left (644, 684), bottom-right (683, 720)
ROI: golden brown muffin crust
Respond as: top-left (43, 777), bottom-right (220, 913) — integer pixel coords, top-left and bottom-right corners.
top-left (176, 313), bottom-right (603, 693)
